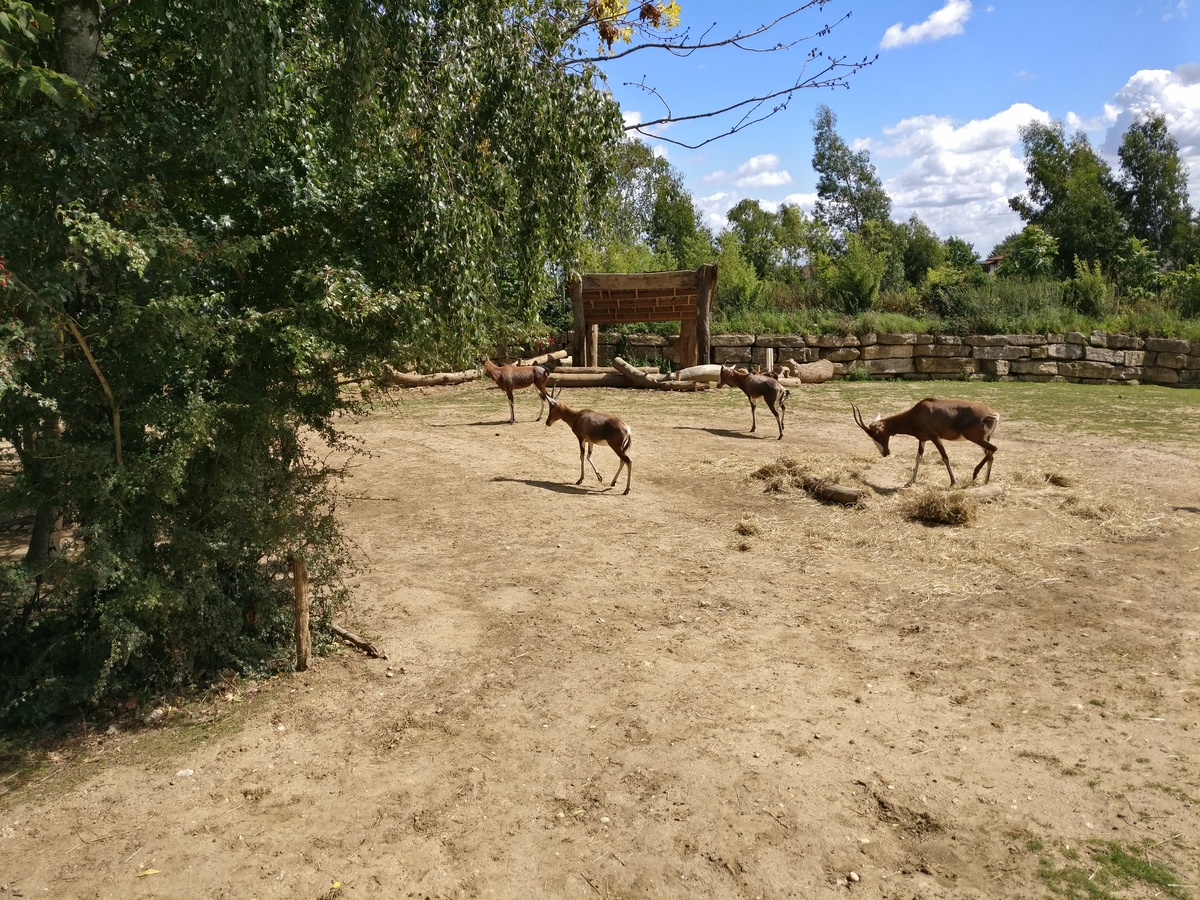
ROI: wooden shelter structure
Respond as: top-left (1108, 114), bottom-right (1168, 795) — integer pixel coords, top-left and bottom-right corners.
top-left (568, 265), bottom-right (716, 369)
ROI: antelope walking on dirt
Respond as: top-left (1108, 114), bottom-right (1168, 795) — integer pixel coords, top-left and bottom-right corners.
top-left (852, 398), bottom-right (1000, 487)
top-left (718, 366), bottom-right (789, 440)
top-left (482, 359), bottom-right (549, 424)
top-left (544, 389), bottom-right (632, 494)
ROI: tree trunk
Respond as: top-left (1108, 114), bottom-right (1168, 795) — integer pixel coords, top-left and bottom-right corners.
top-left (24, 503), bottom-right (64, 566)
top-left (55, 1), bottom-right (102, 85)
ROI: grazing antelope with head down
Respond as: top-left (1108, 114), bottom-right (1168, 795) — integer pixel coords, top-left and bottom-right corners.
top-left (852, 397), bottom-right (999, 487)
top-left (544, 388), bottom-right (632, 494)
top-left (718, 366), bottom-right (789, 440)
top-left (482, 359), bottom-right (549, 424)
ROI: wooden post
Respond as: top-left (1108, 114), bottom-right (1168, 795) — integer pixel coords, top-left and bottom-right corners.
top-left (696, 264), bottom-right (715, 365)
top-left (292, 556), bottom-right (310, 672)
top-left (589, 324), bottom-right (599, 368)
top-left (569, 276), bottom-right (585, 369)
top-left (676, 320), bottom-right (698, 369)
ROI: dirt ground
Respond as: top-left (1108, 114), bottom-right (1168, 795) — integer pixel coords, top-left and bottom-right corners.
top-left (2, 378), bottom-right (1199, 899)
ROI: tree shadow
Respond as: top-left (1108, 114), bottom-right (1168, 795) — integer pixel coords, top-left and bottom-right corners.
top-left (490, 476), bottom-right (605, 495)
top-left (1172, 505), bottom-right (1200, 514)
top-left (427, 419), bottom-right (522, 428)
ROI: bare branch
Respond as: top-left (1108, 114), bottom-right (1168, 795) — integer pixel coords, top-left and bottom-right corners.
top-left (568, 1), bottom-right (840, 65)
top-left (622, 50), bottom-right (876, 150)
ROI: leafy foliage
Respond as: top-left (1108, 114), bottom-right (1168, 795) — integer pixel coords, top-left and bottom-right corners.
top-left (1118, 113), bottom-right (1196, 266)
top-left (0, 0), bottom-right (623, 724)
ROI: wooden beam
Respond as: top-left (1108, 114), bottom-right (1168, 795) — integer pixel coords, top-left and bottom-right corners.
top-left (570, 276), bottom-right (585, 368)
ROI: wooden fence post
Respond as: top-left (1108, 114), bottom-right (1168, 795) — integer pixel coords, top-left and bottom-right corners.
top-left (291, 556), bottom-right (311, 672)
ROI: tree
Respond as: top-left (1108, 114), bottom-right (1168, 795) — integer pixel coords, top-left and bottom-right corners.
top-left (1009, 121), bottom-right (1124, 276)
top-left (826, 233), bottom-right (885, 313)
top-left (726, 199), bottom-right (782, 280)
top-left (996, 226), bottom-right (1059, 280)
top-left (900, 214), bottom-right (946, 286)
top-left (1117, 113), bottom-right (1195, 267)
top-left (577, 138), bottom-right (712, 275)
top-left (811, 104), bottom-right (892, 237)
top-left (0, 0), bottom-right (624, 724)
top-left (944, 237), bottom-right (979, 270)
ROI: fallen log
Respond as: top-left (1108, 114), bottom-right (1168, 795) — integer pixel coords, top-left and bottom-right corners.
top-left (783, 358), bottom-right (835, 384)
top-left (546, 372), bottom-right (633, 388)
top-left (554, 365), bottom-right (660, 375)
top-left (799, 477), bottom-right (866, 505)
top-left (383, 368), bottom-right (480, 387)
top-left (331, 623), bottom-right (387, 659)
top-left (612, 356), bottom-right (665, 388)
top-left (670, 364), bottom-right (722, 383)
top-left (611, 357), bottom-right (708, 391)
top-left (545, 369), bottom-right (705, 391)
top-left (517, 349), bottom-right (568, 366)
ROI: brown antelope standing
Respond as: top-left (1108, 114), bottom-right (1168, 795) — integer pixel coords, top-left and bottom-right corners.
top-left (482, 359), bottom-right (549, 424)
top-left (852, 398), bottom-right (1000, 487)
top-left (544, 388), bottom-right (632, 494)
top-left (718, 366), bottom-right (789, 440)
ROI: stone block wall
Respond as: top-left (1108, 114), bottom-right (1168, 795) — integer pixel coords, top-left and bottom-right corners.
top-left (584, 330), bottom-right (1200, 386)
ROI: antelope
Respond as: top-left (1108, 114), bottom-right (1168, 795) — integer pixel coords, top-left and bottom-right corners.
top-left (482, 359), bottom-right (549, 424)
top-left (718, 366), bottom-right (789, 440)
top-left (852, 398), bottom-right (1000, 487)
top-left (544, 388), bottom-right (632, 494)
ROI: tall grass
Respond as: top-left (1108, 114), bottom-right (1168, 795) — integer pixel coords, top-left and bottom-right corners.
top-left (708, 276), bottom-right (1200, 339)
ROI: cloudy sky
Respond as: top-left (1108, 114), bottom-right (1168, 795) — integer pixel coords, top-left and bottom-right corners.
top-left (598, 0), bottom-right (1200, 256)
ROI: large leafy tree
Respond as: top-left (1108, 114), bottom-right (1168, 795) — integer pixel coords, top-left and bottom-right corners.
top-left (0, 0), bottom-right (624, 723)
top-left (811, 104), bottom-right (892, 238)
top-left (1009, 121), bottom-right (1124, 276)
top-left (578, 138), bottom-right (711, 273)
top-left (1117, 113), bottom-right (1195, 267)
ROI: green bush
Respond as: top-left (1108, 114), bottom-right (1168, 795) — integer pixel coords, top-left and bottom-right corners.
top-left (827, 234), bottom-right (884, 314)
top-left (1160, 263), bottom-right (1200, 319)
top-left (1063, 257), bottom-right (1113, 317)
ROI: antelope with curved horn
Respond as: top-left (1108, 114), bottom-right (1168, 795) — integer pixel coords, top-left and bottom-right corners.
top-left (852, 398), bottom-right (999, 487)
top-left (482, 359), bottom-right (549, 424)
top-left (718, 366), bottom-right (789, 440)
top-left (544, 387), bottom-right (632, 495)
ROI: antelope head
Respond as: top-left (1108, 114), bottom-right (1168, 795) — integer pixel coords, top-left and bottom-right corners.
top-left (852, 404), bottom-right (890, 457)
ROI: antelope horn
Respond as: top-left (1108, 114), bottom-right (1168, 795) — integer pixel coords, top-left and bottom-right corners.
top-left (852, 404), bottom-right (869, 432)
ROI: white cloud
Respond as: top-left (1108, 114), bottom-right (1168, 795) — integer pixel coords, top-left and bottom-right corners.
top-left (738, 170), bottom-right (793, 189)
top-left (1065, 105), bottom-right (1120, 134)
top-left (863, 104), bottom-right (1053, 252)
top-left (702, 154), bottom-right (793, 189)
top-left (1163, 0), bottom-right (1190, 20)
top-left (695, 191), bottom-right (740, 232)
top-left (880, 1), bottom-right (972, 50)
top-left (1101, 65), bottom-right (1200, 202)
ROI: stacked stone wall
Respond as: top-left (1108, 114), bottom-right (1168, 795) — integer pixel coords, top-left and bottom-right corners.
top-left (584, 330), bottom-right (1200, 386)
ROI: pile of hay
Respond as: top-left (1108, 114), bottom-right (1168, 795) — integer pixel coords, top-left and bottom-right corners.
top-left (750, 457), bottom-right (864, 506)
top-left (898, 488), bottom-right (979, 527)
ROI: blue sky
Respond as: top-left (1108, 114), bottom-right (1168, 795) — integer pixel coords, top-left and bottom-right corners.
top-left (596, 0), bottom-right (1200, 256)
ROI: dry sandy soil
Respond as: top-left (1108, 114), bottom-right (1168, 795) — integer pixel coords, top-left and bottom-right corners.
top-left (2, 378), bottom-right (1199, 900)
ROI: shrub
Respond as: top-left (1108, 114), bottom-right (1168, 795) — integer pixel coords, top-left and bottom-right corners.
top-left (1160, 263), bottom-right (1200, 319)
top-left (827, 234), bottom-right (884, 314)
top-left (1063, 257), bottom-right (1112, 317)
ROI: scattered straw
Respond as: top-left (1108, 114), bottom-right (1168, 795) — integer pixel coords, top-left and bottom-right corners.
top-left (734, 516), bottom-right (762, 537)
top-left (898, 488), bottom-right (979, 527)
